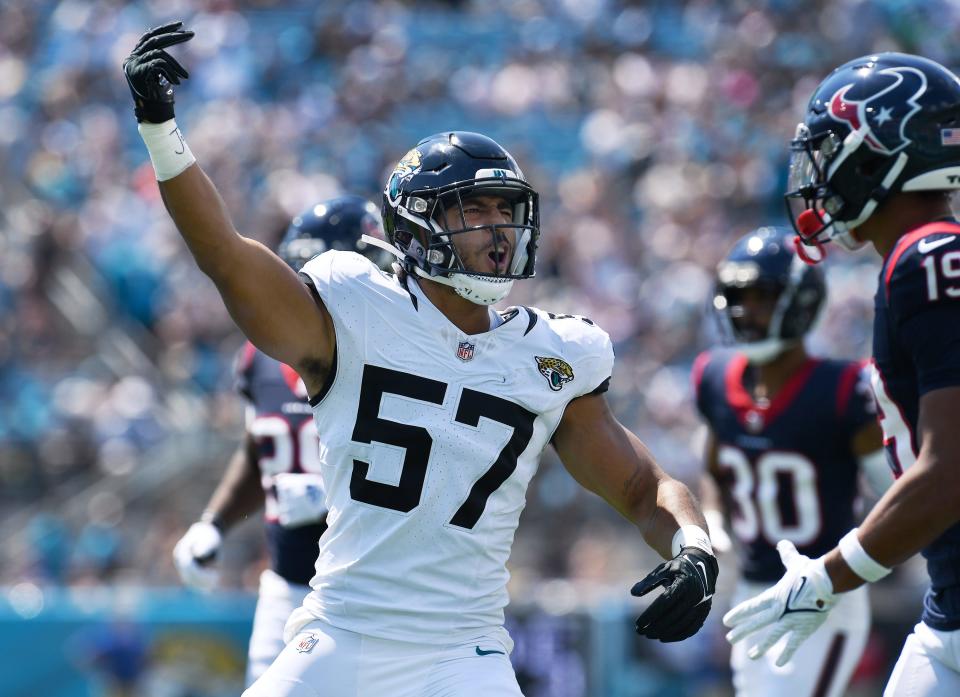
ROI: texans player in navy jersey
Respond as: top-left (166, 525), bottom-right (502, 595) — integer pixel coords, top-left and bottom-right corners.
top-left (723, 54), bottom-right (960, 696)
top-left (172, 195), bottom-right (392, 686)
top-left (696, 226), bottom-right (888, 697)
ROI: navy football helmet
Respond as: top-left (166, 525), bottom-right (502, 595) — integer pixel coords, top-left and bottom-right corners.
top-left (278, 195), bottom-right (391, 272)
top-left (381, 131), bottom-right (539, 305)
top-left (714, 227), bottom-right (826, 363)
top-left (787, 52), bottom-right (960, 254)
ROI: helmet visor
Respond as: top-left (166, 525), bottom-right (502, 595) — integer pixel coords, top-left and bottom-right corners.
top-left (785, 126), bottom-right (845, 245)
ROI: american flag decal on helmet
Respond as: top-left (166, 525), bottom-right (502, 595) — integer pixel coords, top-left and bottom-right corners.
top-left (457, 341), bottom-right (475, 362)
top-left (942, 128), bottom-right (960, 146)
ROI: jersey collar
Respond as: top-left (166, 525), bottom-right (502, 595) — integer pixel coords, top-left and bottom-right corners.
top-left (407, 276), bottom-right (532, 341)
top-left (725, 353), bottom-right (821, 429)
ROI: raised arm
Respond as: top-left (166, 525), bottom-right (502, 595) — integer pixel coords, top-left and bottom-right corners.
top-left (156, 167), bottom-right (334, 390)
top-left (553, 393), bottom-right (718, 642)
top-left (123, 23), bottom-right (334, 393)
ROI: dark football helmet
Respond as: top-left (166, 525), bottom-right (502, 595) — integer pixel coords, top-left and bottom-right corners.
top-left (278, 195), bottom-right (391, 272)
top-left (786, 53), bottom-right (960, 254)
top-left (381, 131), bottom-right (539, 305)
top-left (714, 227), bottom-right (826, 364)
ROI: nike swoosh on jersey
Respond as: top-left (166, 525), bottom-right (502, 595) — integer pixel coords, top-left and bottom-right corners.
top-left (918, 236), bottom-right (956, 254)
top-left (475, 646), bottom-right (506, 656)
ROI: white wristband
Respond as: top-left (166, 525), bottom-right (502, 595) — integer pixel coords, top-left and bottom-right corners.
top-left (672, 525), bottom-right (714, 557)
top-left (838, 528), bottom-right (891, 583)
top-left (137, 119), bottom-right (196, 181)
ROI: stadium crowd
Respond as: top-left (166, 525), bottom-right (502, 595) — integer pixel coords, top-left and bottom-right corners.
top-left (0, 0), bottom-right (947, 675)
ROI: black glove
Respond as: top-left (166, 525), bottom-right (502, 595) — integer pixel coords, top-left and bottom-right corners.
top-left (631, 546), bottom-right (718, 642)
top-left (123, 21), bottom-right (194, 123)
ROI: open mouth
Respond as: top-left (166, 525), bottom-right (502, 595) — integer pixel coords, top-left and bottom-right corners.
top-left (487, 245), bottom-right (510, 273)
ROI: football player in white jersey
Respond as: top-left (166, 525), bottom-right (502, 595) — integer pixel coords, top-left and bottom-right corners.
top-left (124, 23), bottom-right (720, 697)
top-left (171, 196), bottom-right (392, 687)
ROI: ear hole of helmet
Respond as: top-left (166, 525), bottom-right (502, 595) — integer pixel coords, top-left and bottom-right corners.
top-left (394, 228), bottom-right (415, 248)
top-left (857, 154), bottom-right (888, 178)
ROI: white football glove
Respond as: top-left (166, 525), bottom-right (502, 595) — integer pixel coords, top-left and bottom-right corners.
top-left (274, 473), bottom-right (327, 528)
top-left (722, 540), bottom-right (837, 666)
top-left (172, 521), bottom-right (222, 591)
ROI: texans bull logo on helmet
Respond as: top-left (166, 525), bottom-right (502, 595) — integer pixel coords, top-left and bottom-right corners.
top-left (827, 66), bottom-right (927, 156)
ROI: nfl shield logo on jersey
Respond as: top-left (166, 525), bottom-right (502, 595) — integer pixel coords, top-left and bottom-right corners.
top-left (744, 410), bottom-right (764, 433)
top-left (295, 633), bottom-right (319, 653)
top-left (457, 341), bottom-right (475, 362)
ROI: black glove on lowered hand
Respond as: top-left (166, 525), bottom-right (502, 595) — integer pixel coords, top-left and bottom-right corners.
top-left (632, 546), bottom-right (719, 642)
top-left (123, 21), bottom-right (194, 123)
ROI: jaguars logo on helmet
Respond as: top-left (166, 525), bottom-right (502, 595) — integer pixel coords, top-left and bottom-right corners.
top-left (387, 148), bottom-right (423, 204)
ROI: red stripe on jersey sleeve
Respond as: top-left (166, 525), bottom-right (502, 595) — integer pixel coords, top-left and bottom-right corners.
top-left (884, 222), bottom-right (960, 298)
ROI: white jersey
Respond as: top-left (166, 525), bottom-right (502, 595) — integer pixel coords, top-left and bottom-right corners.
top-left (296, 251), bottom-right (614, 644)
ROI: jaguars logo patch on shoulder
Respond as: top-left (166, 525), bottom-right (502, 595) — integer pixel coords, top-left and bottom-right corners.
top-left (535, 356), bottom-right (574, 391)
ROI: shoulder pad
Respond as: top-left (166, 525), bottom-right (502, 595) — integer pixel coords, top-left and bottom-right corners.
top-left (884, 222), bottom-right (960, 322)
top-left (536, 309), bottom-right (606, 342)
top-left (528, 308), bottom-right (614, 398)
top-left (300, 249), bottom-right (379, 287)
top-left (692, 348), bottom-right (737, 409)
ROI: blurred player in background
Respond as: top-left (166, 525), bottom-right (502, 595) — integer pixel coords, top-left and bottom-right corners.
top-left (172, 195), bottom-right (391, 686)
top-left (724, 53), bottom-right (960, 696)
top-left (695, 226), bottom-right (888, 697)
top-left (125, 21), bottom-right (719, 697)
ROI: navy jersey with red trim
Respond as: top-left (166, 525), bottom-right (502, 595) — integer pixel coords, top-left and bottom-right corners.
top-left (694, 349), bottom-right (875, 583)
top-left (235, 342), bottom-right (325, 586)
top-left (873, 220), bottom-right (960, 631)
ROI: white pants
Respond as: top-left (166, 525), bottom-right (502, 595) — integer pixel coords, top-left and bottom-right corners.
top-left (242, 616), bottom-right (522, 697)
top-left (885, 621), bottom-right (960, 696)
top-left (246, 569), bottom-right (312, 687)
top-left (730, 580), bottom-right (870, 697)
